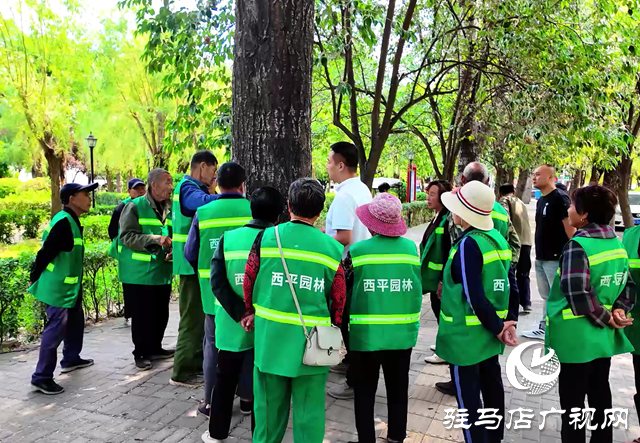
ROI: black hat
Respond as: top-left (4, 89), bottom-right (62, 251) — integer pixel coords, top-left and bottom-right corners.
top-left (127, 178), bottom-right (145, 190)
top-left (60, 183), bottom-right (99, 204)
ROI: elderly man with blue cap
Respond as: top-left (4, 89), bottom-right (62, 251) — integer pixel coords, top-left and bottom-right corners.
top-left (29, 182), bottom-right (99, 395)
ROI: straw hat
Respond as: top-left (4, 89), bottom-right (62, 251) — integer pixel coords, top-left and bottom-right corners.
top-left (441, 181), bottom-right (495, 231)
top-left (355, 192), bottom-right (407, 237)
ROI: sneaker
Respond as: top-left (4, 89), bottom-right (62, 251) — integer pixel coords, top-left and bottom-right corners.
top-left (170, 376), bottom-right (204, 388)
top-left (60, 358), bottom-right (94, 374)
top-left (149, 349), bottom-right (175, 360)
top-left (435, 380), bottom-right (456, 396)
top-left (124, 318), bottom-right (131, 327)
top-left (198, 403), bottom-right (210, 418)
top-left (328, 382), bottom-right (354, 400)
top-left (135, 358), bottom-right (152, 371)
top-left (429, 344), bottom-right (436, 351)
top-left (521, 305), bottom-right (532, 314)
top-left (31, 379), bottom-right (64, 395)
top-left (424, 353), bottom-right (447, 364)
top-left (201, 431), bottom-right (237, 443)
top-left (522, 328), bottom-right (545, 340)
top-left (240, 399), bottom-right (253, 416)
top-left (329, 362), bottom-right (348, 375)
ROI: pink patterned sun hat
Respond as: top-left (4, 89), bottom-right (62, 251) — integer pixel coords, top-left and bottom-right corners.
top-left (356, 192), bottom-right (407, 237)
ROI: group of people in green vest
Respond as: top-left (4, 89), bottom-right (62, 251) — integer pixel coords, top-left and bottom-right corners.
top-left (26, 146), bottom-right (640, 443)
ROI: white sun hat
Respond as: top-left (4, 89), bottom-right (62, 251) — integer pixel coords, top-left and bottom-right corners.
top-left (441, 181), bottom-right (495, 231)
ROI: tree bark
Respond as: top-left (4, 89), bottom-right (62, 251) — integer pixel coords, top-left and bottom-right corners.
top-left (515, 170), bottom-right (530, 202)
top-left (494, 165), bottom-right (508, 199)
top-left (41, 135), bottom-right (65, 216)
top-left (588, 165), bottom-right (603, 185)
top-left (31, 156), bottom-right (44, 178)
top-left (116, 172), bottom-right (123, 193)
top-left (105, 168), bottom-right (114, 192)
top-left (569, 169), bottom-right (582, 192)
top-left (615, 156), bottom-right (634, 228)
top-left (231, 0), bottom-right (314, 199)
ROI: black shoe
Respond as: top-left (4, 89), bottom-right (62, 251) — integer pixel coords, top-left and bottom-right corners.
top-left (60, 358), bottom-right (94, 374)
top-left (135, 358), bottom-right (152, 371)
top-left (149, 349), bottom-right (175, 360)
top-left (240, 399), bottom-right (253, 415)
top-left (31, 379), bottom-right (64, 395)
top-left (435, 380), bottom-right (456, 396)
top-left (198, 404), bottom-right (210, 418)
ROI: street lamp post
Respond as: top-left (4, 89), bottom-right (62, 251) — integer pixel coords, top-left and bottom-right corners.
top-left (406, 150), bottom-right (416, 202)
top-left (85, 132), bottom-right (97, 208)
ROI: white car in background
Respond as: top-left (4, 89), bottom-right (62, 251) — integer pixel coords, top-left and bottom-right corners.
top-left (615, 191), bottom-right (640, 230)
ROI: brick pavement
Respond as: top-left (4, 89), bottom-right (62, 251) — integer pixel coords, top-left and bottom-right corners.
top-left (0, 223), bottom-right (639, 443)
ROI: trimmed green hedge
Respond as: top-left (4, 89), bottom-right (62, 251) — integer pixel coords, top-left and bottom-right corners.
top-left (95, 192), bottom-right (128, 206)
top-left (0, 178), bottom-right (21, 199)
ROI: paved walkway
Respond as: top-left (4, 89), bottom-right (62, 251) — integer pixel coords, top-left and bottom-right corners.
top-left (0, 223), bottom-right (639, 443)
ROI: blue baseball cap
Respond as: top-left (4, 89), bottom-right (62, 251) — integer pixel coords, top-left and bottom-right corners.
top-left (128, 178), bottom-right (145, 190)
top-left (60, 182), bottom-right (99, 204)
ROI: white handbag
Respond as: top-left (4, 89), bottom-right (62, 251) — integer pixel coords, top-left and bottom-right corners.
top-left (275, 225), bottom-right (344, 367)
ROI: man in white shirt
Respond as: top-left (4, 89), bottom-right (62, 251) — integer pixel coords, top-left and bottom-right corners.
top-left (325, 141), bottom-right (372, 400)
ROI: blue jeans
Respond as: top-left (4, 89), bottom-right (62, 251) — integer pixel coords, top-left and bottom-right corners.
top-left (32, 295), bottom-right (85, 384)
top-left (535, 259), bottom-right (560, 330)
top-left (203, 313), bottom-right (253, 405)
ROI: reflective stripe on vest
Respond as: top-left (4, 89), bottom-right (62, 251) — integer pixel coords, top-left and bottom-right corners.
top-left (225, 250), bottom-right (250, 261)
top-left (118, 245), bottom-right (123, 253)
top-left (64, 276), bottom-right (79, 284)
top-left (131, 253), bottom-right (152, 262)
top-left (352, 254), bottom-right (420, 267)
top-left (260, 248), bottom-right (340, 271)
top-left (350, 313), bottom-right (420, 325)
top-left (46, 263), bottom-right (55, 272)
top-left (172, 194), bottom-right (180, 202)
top-left (435, 227), bottom-right (444, 234)
top-left (491, 211), bottom-right (508, 223)
top-left (173, 234), bottom-right (188, 243)
top-left (440, 309), bottom-right (507, 325)
top-left (630, 259), bottom-right (640, 269)
top-left (483, 250), bottom-right (511, 264)
top-left (200, 217), bottom-right (252, 230)
top-left (73, 238), bottom-right (83, 246)
top-left (561, 304), bottom-right (613, 320)
top-left (199, 269), bottom-right (211, 279)
top-left (254, 304), bottom-right (331, 326)
top-left (427, 262), bottom-right (443, 271)
top-left (139, 218), bottom-right (163, 227)
top-left (587, 249), bottom-right (628, 266)
top-left (165, 219), bottom-right (172, 227)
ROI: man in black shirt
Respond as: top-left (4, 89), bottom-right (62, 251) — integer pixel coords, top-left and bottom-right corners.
top-left (108, 178), bottom-right (146, 326)
top-left (522, 165), bottom-right (576, 340)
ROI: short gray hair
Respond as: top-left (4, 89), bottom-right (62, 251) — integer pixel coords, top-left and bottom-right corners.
top-left (288, 178), bottom-right (325, 218)
top-left (147, 168), bottom-right (170, 185)
top-left (463, 162), bottom-right (489, 183)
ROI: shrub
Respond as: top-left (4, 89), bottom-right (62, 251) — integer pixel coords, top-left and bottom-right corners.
top-left (82, 215), bottom-right (111, 243)
top-left (0, 190), bottom-right (50, 213)
top-left (0, 209), bottom-right (48, 243)
top-left (402, 201), bottom-right (432, 227)
top-left (0, 254), bottom-right (31, 344)
top-left (0, 178), bottom-right (21, 199)
top-left (82, 242), bottom-right (123, 322)
top-left (85, 205), bottom-right (117, 217)
top-left (95, 192), bottom-right (128, 206)
top-left (17, 178), bottom-right (50, 193)
top-left (416, 192), bottom-right (427, 201)
top-left (397, 182), bottom-right (408, 203)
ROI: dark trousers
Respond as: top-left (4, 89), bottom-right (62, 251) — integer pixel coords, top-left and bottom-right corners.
top-left (517, 245), bottom-right (532, 308)
top-left (342, 292), bottom-right (354, 388)
top-left (558, 358), bottom-right (612, 443)
top-left (451, 355), bottom-right (505, 443)
top-left (352, 349), bottom-right (411, 443)
top-left (203, 314), bottom-right (219, 404)
top-left (209, 349), bottom-right (255, 438)
top-left (125, 283), bottom-right (171, 359)
top-left (430, 291), bottom-right (441, 320)
top-left (634, 354), bottom-right (640, 415)
top-left (32, 295), bottom-right (85, 384)
top-left (122, 283), bottom-right (131, 319)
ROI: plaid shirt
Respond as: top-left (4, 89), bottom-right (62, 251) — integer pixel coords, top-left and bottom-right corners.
top-left (560, 223), bottom-right (636, 328)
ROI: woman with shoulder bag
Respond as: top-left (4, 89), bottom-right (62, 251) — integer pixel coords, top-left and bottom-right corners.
top-left (241, 178), bottom-right (346, 443)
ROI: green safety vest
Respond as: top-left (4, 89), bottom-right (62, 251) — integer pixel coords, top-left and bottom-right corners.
top-left (546, 236), bottom-right (634, 363)
top-left (436, 229), bottom-right (511, 366)
top-left (108, 197), bottom-right (132, 260)
top-left (623, 225), bottom-right (640, 355)
top-left (172, 177), bottom-right (199, 276)
top-left (216, 226), bottom-right (262, 352)
top-left (420, 216), bottom-right (447, 293)
top-left (118, 196), bottom-right (173, 286)
top-left (28, 211), bottom-right (84, 308)
top-left (197, 198), bottom-right (252, 315)
top-left (491, 201), bottom-right (509, 239)
top-left (350, 235), bottom-right (422, 351)
top-left (253, 222), bottom-right (343, 378)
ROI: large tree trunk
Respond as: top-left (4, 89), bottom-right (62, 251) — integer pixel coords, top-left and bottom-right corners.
top-left (41, 137), bottom-right (65, 216)
top-left (588, 165), bottom-right (603, 185)
top-left (31, 156), bottom-right (44, 178)
top-left (105, 168), bottom-right (114, 192)
top-left (569, 169), bottom-right (583, 192)
top-left (616, 156), bottom-right (634, 229)
top-left (515, 170), bottom-right (530, 199)
top-left (116, 172), bottom-right (123, 193)
top-left (232, 0), bottom-right (313, 198)
top-left (494, 165), bottom-right (508, 199)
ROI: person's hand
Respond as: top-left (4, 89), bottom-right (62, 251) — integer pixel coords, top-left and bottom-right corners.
top-left (437, 282), bottom-right (443, 299)
top-left (209, 178), bottom-right (217, 195)
top-left (609, 309), bottom-right (633, 329)
top-left (159, 236), bottom-right (172, 248)
top-left (241, 313), bottom-right (255, 331)
top-left (165, 251), bottom-right (173, 262)
top-left (320, 227), bottom-right (326, 233)
top-left (498, 323), bottom-right (518, 346)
